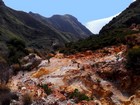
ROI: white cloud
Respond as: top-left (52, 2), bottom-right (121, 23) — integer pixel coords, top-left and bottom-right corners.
top-left (85, 14), bottom-right (119, 34)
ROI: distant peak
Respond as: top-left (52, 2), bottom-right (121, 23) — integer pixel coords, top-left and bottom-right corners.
top-left (64, 14), bottom-right (74, 17)
top-left (29, 11), bottom-right (38, 15)
top-left (29, 11), bottom-right (33, 14)
top-left (51, 14), bottom-right (62, 17)
top-left (50, 14), bottom-right (77, 21)
top-left (51, 14), bottom-right (74, 18)
top-left (0, 0), bottom-right (5, 6)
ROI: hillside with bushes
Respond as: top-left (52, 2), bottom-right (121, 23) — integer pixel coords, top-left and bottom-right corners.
top-left (0, 0), bottom-right (92, 65)
top-left (61, 0), bottom-right (140, 55)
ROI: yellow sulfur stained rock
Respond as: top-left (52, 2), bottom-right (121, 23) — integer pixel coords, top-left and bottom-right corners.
top-left (65, 85), bottom-right (80, 93)
top-left (54, 53), bottom-right (64, 58)
top-left (32, 67), bottom-right (50, 78)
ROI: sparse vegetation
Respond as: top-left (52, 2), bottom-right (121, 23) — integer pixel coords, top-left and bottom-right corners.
top-left (61, 28), bottom-right (138, 55)
top-left (38, 84), bottom-right (52, 95)
top-left (6, 37), bottom-right (27, 64)
top-left (68, 89), bottom-right (90, 102)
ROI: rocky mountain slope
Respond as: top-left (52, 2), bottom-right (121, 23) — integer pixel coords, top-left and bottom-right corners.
top-left (0, 0), bottom-right (64, 48)
top-left (29, 12), bottom-right (92, 39)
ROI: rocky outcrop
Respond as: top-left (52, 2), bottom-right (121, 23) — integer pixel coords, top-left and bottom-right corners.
top-left (20, 53), bottom-right (42, 71)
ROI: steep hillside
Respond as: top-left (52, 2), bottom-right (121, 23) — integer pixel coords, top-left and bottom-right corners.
top-left (0, 0), bottom-right (92, 63)
top-left (29, 12), bottom-right (92, 38)
top-left (0, 0), bottom-right (92, 47)
top-left (0, 1), bottom-right (67, 47)
top-left (100, 0), bottom-right (140, 35)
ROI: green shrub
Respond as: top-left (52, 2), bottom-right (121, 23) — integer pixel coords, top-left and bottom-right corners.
top-left (126, 47), bottom-right (140, 75)
top-left (38, 84), bottom-right (52, 95)
top-left (6, 38), bottom-right (27, 64)
top-left (7, 38), bottom-right (26, 50)
top-left (68, 89), bottom-right (90, 102)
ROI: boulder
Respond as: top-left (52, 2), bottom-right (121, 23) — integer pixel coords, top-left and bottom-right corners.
top-left (20, 53), bottom-right (42, 71)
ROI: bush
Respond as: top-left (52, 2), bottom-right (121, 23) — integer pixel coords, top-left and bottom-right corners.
top-left (126, 47), bottom-right (140, 75)
top-left (38, 84), bottom-right (52, 95)
top-left (7, 38), bottom-right (26, 50)
top-left (7, 38), bottom-right (27, 64)
top-left (68, 89), bottom-right (90, 102)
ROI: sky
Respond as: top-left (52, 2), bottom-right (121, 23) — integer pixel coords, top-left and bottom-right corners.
top-left (86, 13), bottom-right (120, 34)
top-left (4, 0), bottom-right (135, 34)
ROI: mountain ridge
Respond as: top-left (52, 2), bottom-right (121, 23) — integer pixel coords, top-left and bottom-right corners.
top-left (29, 12), bottom-right (92, 39)
top-left (0, 0), bottom-right (92, 45)
top-left (0, 0), bottom-right (92, 63)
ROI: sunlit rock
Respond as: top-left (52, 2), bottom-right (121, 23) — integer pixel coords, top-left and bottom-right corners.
top-left (32, 67), bottom-right (50, 78)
